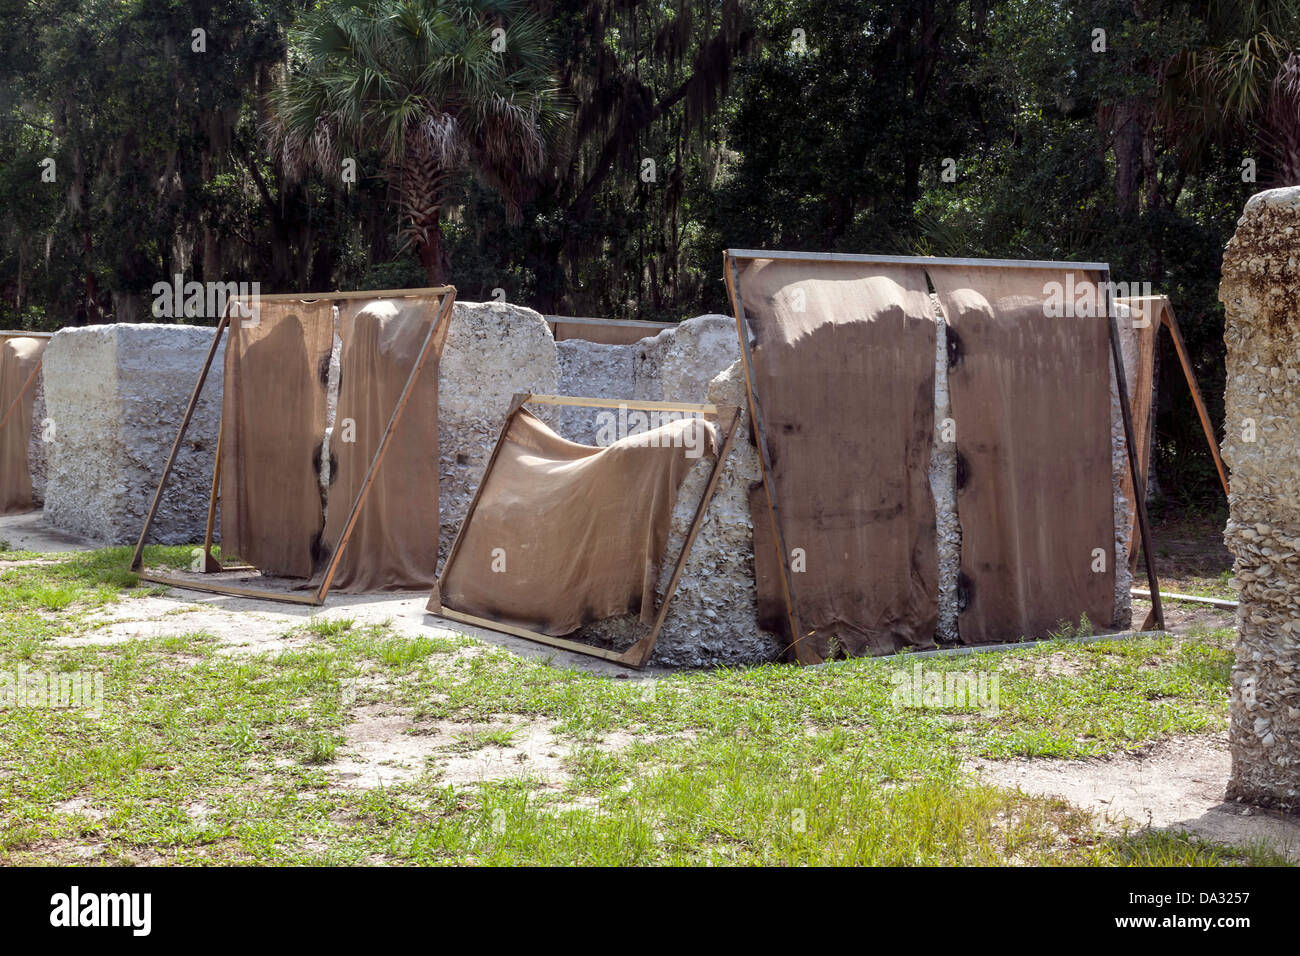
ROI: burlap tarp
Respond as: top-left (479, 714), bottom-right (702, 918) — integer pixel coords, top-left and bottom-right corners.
top-left (931, 266), bottom-right (1116, 644)
top-left (315, 296), bottom-right (448, 592)
top-left (0, 336), bottom-right (46, 515)
top-left (430, 408), bottom-right (716, 635)
top-left (220, 300), bottom-right (335, 578)
top-left (735, 258), bottom-right (939, 659)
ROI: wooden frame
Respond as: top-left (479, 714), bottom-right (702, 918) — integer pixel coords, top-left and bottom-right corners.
top-left (128, 286), bottom-right (456, 605)
top-left (1118, 295), bottom-right (1229, 623)
top-left (1118, 295), bottom-right (1229, 499)
top-left (544, 314), bottom-right (676, 346)
top-left (723, 250), bottom-right (1164, 663)
top-left (428, 393), bottom-right (741, 669)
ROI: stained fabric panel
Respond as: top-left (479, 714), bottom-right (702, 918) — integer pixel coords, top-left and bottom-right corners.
top-left (317, 296), bottom-right (448, 592)
top-left (430, 409), bottom-right (715, 636)
top-left (931, 266), bottom-right (1116, 644)
top-left (735, 258), bottom-right (939, 659)
top-left (220, 300), bottom-right (334, 578)
top-left (0, 337), bottom-right (47, 515)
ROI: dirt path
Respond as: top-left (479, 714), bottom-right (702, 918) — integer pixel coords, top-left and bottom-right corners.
top-left (0, 511), bottom-right (105, 553)
top-left (971, 735), bottom-right (1300, 861)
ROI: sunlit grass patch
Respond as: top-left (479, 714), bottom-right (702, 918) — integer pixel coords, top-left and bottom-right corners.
top-left (376, 635), bottom-right (458, 666)
top-left (1100, 830), bottom-right (1295, 867)
top-left (304, 616), bottom-right (354, 639)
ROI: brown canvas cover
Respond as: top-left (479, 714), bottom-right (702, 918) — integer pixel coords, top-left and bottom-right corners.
top-left (931, 266), bottom-right (1116, 644)
top-left (0, 336), bottom-right (46, 515)
top-left (316, 296), bottom-right (449, 592)
top-left (430, 408), bottom-right (716, 635)
top-left (735, 258), bottom-right (939, 659)
top-left (220, 300), bottom-right (335, 578)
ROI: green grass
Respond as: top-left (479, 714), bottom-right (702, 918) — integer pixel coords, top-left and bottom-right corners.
top-left (0, 545), bottom-right (1286, 866)
top-left (0, 544), bottom-right (199, 616)
top-left (452, 727), bottom-right (520, 751)
top-left (1165, 569), bottom-right (1239, 601)
top-left (304, 616), bottom-right (355, 639)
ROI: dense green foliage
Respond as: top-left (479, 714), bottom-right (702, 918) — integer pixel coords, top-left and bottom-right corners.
top-left (3, 0), bottom-right (1298, 501)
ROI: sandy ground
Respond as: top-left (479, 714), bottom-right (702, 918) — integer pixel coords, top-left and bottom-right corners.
top-left (328, 700), bottom-right (647, 792)
top-left (65, 582), bottom-right (656, 677)
top-left (0, 510), bottom-right (103, 553)
top-left (1130, 595), bottom-right (1237, 633)
top-left (51, 570), bottom-right (658, 793)
top-left (971, 735), bottom-right (1300, 861)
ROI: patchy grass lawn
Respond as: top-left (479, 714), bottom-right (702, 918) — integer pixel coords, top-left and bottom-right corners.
top-left (0, 541), bottom-right (1287, 866)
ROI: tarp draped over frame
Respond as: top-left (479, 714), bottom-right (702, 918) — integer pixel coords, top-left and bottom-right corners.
top-left (220, 300), bottom-right (335, 578)
top-left (430, 408), bottom-right (717, 636)
top-left (736, 258), bottom-right (939, 659)
top-left (931, 266), bottom-right (1116, 644)
top-left (315, 296), bottom-right (448, 592)
top-left (0, 336), bottom-right (46, 515)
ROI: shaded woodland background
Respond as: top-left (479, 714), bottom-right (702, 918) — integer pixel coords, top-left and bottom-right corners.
top-left (3, 0), bottom-right (1299, 506)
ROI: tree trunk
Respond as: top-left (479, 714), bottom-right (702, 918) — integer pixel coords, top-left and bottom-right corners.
top-left (416, 210), bottom-right (449, 286)
top-left (81, 229), bottom-right (102, 324)
top-left (1113, 98), bottom-right (1145, 215)
top-left (400, 139), bottom-right (450, 286)
top-left (1218, 187), bottom-right (1300, 812)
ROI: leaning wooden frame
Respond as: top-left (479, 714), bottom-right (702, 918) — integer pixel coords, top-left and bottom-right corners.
top-left (1117, 294), bottom-right (1229, 499)
top-left (722, 249), bottom-right (1164, 662)
top-left (1117, 294), bottom-right (1230, 614)
top-left (128, 286), bottom-right (456, 605)
top-left (429, 392), bottom-right (741, 669)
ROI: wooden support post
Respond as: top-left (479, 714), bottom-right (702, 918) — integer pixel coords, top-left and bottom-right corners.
top-left (137, 572), bottom-right (324, 605)
top-left (199, 413), bottom-right (225, 572)
top-left (434, 606), bottom-right (632, 663)
top-left (1162, 305), bottom-right (1230, 499)
top-left (1108, 292), bottom-right (1165, 631)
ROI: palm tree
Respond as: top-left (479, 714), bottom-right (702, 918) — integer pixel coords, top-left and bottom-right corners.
top-left (267, 0), bottom-right (567, 284)
top-left (1160, 0), bottom-right (1300, 184)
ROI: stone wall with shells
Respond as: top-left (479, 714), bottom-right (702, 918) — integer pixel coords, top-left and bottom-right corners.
top-left (1219, 186), bottom-right (1300, 811)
